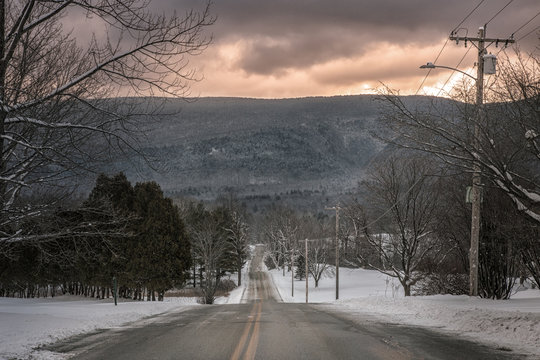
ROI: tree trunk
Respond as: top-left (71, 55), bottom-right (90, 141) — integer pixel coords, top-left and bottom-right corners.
top-left (403, 284), bottom-right (411, 296)
top-left (237, 266), bottom-right (242, 287)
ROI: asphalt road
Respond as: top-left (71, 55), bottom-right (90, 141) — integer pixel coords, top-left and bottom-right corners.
top-left (49, 246), bottom-right (526, 360)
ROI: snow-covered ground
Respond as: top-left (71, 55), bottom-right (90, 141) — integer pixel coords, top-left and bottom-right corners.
top-left (270, 267), bottom-right (540, 358)
top-left (0, 265), bottom-right (249, 360)
top-left (215, 259), bottom-right (250, 304)
top-left (0, 295), bottom-right (199, 359)
top-left (2, 261), bottom-right (538, 359)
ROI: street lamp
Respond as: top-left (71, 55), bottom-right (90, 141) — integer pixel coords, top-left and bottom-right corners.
top-left (419, 62), bottom-right (476, 81)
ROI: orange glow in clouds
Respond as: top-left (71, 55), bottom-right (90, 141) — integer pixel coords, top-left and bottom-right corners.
top-left (190, 38), bottom-right (486, 98)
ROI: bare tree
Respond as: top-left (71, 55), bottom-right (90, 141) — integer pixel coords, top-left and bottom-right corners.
top-left (341, 198), bottom-right (380, 266)
top-left (360, 154), bottom-right (446, 296)
top-left (381, 51), bottom-right (539, 223)
top-left (0, 0), bottom-right (214, 252)
top-left (262, 206), bottom-right (298, 273)
top-left (296, 214), bottom-right (333, 288)
top-left (306, 238), bottom-right (332, 288)
top-left (190, 216), bottom-right (228, 304)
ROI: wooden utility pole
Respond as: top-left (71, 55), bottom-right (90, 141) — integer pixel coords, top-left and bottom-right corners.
top-left (291, 245), bottom-right (294, 297)
top-left (326, 204), bottom-right (341, 300)
top-left (305, 238), bottom-right (308, 304)
top-left (449, 26), bottom-right (514, 297)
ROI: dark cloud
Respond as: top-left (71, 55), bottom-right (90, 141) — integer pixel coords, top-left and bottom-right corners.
top-left (164, 0), bottom-right (538, 77)
top-left (141, 0), bottom-right (540, 96)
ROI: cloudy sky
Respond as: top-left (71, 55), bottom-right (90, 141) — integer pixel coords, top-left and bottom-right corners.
top-left (162, 0), bottom-right (539, 98)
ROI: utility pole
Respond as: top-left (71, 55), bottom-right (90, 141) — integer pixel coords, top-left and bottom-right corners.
top-left (326, 204), bottom-right (340, 300)
top-left (305, 238), bottom-right (308, 304)
top-left (291, 244), bottom-right (294, 297)
top-left (449, 26), bottom-right (514, 297)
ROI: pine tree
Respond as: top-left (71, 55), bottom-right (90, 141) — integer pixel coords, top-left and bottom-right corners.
top-left (131, 182), bottom-right (191, 300)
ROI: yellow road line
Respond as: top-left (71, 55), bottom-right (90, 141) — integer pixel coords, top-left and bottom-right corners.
top-left (243, 301), bottom-right (262, 360)
top-left (230, 302), bottom-right (258, 360)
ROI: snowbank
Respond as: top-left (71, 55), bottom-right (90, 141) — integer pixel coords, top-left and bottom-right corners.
top-left (269, 266), bottom-right (540, 358)
top-left (215, 259), bottom-right (250, 304)
top-left (330, 294), bottom-right (540, 358)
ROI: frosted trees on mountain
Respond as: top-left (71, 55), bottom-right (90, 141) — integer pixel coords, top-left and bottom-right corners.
top-left (0, 0), bottom-right (214, 255)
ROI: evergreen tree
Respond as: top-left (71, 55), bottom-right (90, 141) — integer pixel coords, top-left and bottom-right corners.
top-left (82, 173), bottom-right (136, 291)
top-left (131, 182), bottom-right (191, 300)
top-left (295, 254), bottom-right (306, 281)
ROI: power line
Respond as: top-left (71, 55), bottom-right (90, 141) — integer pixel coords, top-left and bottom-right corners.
top-left (415, 38), bottom-right (449, 95)
top-left (517, 25), bottom-right (540, 41)
top-left (452, 0), bottom-right (486, 33)
top-left (436, 46), bottom-right (474, 97)
top-left (485, 0), bottom-right (515, 26)
top-left (511, 11), bottom-right (540, 37)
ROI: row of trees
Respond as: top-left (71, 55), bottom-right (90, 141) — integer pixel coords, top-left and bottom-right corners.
top-left (0, 174), bottom-right (251, 303)
top-left (261, 148), bottom-right (538, 299)
top-left (0, 173), bottom-right (192, 300)
top-left (261, 207), bottom-right (334, 288)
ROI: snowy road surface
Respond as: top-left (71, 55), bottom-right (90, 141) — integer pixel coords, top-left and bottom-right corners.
top-left (46, 245), bottom-right (527, 360)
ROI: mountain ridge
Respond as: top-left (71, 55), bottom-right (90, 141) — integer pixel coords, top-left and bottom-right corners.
top-left (106, 95), bottom-right (444, 211)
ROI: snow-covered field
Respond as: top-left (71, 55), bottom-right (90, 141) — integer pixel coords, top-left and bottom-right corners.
top-left (270, 267), bottom-right (540, 359)
top-left (0, 295), bottom-right (199, 359)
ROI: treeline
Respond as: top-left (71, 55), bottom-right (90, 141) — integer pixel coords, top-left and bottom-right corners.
top-left (0, 173), bottom-right (191, 301)
top-left (0, 173), bottom-right (250, 303)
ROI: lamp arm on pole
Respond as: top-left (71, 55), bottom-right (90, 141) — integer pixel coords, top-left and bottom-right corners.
top-left (419, 63), bottom-right (476, 80)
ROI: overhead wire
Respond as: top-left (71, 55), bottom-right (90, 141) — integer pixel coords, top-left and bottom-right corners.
top-left (415, 38), bottom-right (449, 95)
top-left (490, 12), bottom-right (540, 57)
top-left (511, 11), bottom-right (540, 38)
top-left (517, 25), bottom-right (540, 41)
top-left (436, 46), bottom-right (474, 97)
top-left (452, 0), bottom-right (486, 34)
top-left (431, 0), bottom-right (528, 97)
top-left (485, 0), bottom-right (515, 26)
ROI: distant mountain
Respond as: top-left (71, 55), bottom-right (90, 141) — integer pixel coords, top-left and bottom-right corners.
top-left (105, 95), bottom-right (442, 211)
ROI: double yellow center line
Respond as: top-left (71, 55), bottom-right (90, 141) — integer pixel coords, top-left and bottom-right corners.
top-left (230, 300), bottom-right (263, 360)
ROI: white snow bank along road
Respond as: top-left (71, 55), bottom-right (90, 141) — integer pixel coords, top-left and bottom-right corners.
top-left (270, 266), bottom-right (540, 358)
top-left (329, 293), bottom-right (540, 359)
top-left (0, 296), bottom-right (198, 360)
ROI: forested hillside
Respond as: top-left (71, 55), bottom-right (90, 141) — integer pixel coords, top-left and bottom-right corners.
top-left (107, 95), bottom-right (442, 210)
